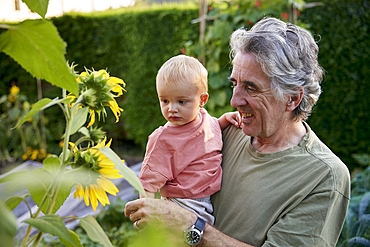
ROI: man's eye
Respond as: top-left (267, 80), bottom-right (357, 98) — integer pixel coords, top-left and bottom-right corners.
top-left (247, 86), bottom-right (255, 92)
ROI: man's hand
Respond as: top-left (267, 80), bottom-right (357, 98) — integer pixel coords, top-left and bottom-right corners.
top-left (125, 198), bottom-right (197, 244)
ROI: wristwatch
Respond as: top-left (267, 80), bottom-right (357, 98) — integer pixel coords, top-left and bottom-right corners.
top-left (184, 217), bottom-right (206, 246)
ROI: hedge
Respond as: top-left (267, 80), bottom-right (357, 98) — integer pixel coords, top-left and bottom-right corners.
top-left (301, 0), bottom-right (370, 170)
top-left (0, 5), bottom-right (199, 154)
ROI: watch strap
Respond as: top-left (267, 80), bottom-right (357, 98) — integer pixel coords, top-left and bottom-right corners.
top-left (194, 217), bottom-right (206, 232)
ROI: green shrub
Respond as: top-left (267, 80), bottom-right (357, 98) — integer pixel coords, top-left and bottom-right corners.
top-left (0, 6), bottom-right (199, 155)
top-left (337, 166), bottom-right (370, 246)
top-left (301, 0), bottom-right (370, 171)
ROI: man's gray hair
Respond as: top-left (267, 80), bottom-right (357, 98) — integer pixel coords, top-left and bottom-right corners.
top-left (230, 17), bottom-right (323, 121)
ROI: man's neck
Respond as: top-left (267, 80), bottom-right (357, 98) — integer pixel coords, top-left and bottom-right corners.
top-left (251, 121), bottom-right (307, 153)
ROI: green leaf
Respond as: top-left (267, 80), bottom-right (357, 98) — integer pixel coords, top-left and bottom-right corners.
top-left (0, 170), bottom-right (28, 183)
top-left (5, 194), bottom-right (29, 210)
top-left (69, 107), bottom-right (89, 135)
top-left (60, 229), bottom-right (83, 247)
top-left (80, 215), bottom-right (113, 247)
top-left (43, 155), bottom-right (61, 175)
top-left (13, 97), bottom-right (70, 129)
top-left (26, 168), bottom-right (72, 214)
top-left (78, 127), bottom-right (90, 138)
top-left (0, 20), bottom-right (78, 95)
top-left (0, 199), bottom-right (17, 247)
top-left (22, 0), bottom-right (50, 18)
top-left (24, 215), bottom-right (75, 245)
top-left (99, 146), bottom-right (147, 197)
top-left (0, 170), bottom-right (29, 197)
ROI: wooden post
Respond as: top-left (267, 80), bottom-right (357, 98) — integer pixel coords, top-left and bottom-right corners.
top-left (37, 79), bottom-right (47, 152)
top-left (199, 0), bottom-right (207, 66)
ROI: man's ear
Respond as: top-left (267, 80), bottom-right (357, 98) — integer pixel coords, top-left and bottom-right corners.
top-left (286, 87), bottom-right (304, 111)
top-left (200, 93), bottom-right (209, 107)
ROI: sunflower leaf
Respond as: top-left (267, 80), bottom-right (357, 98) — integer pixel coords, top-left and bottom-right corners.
top-left (5, 195), bottom-right (30, 211)
top-left (0, 170), bottom-right (28, 183)
top-left (13, 97), bottom-right (70, 129)
top-left (80, 215), bottom-right (113, 247)
top-left (22, 0), bottom-right (49, 18)
top-left (24, 215), bottom-right (75, 245)
top-left (60, 229), bottom-right (83, 247)
top-left (43, 155), bottom-right (61, 176)
top-left (0, 199), bottom-right (18, 247)
top-left (0, 20), bottom-right (78, 95)
top-left (69, 107), bottom-right (89, 135)
top-left (98, 146), bottom-right (147, 197)
top-left (26, 168), bottom-right (72, 214)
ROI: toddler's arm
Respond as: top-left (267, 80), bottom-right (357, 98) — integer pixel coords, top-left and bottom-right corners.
top-left (218, 111), bottom-right (241, 131)
top-left (140, 191), bottom-right (156, 199)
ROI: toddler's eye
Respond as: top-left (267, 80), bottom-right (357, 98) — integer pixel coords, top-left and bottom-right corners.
top-left (179, 100), bottom-right (186, 104)
top-left (162, 99), bottom-right (169, 103)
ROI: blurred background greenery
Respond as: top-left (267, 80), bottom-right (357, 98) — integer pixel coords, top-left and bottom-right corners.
top-left (1, 0), bottom-right (370, 246)
top-left (1, 0), bottom-right (369, 174)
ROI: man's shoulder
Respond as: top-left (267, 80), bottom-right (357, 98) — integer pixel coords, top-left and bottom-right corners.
top-left (305, 127), bottom-right (350, 198)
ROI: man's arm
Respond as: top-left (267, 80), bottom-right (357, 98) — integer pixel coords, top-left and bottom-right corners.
top-left (199, 223), bottom-right (254, 247)
top-left (124, 198), bottom-right (254, 247)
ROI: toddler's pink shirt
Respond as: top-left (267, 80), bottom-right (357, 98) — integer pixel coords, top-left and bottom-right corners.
top-left (139, 108), bottom-right (222, 199)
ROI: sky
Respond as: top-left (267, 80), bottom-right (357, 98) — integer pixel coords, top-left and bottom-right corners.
top-left (0, 0), bottom-right (135, 22)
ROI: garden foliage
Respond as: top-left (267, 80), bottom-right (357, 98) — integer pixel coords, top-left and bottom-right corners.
top-left (337, 165), bottom-right (370, 246)
top-left (301, 0), bottom-right (370, 170)
top-left (0, 0), bottom-right (369, 170)
top-left (0, 6), bottom-right (200, 152)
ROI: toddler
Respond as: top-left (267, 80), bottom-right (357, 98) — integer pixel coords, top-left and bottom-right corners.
top-left (139, 55), bottom-right (239, 225)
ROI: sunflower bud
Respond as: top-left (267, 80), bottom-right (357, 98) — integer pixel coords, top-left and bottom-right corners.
top-left (81, 88), bottom-right (98, 109)
top-left (89, 127), bottom-right (106, 144)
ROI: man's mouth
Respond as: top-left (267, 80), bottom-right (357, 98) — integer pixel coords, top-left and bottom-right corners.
top-left (241, 113), bottom-right (253, 118)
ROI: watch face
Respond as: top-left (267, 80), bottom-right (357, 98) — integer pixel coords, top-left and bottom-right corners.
top-left (185, 230), bottom-right (201, 245)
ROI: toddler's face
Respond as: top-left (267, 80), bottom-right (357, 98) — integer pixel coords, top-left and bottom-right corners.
top-left (157, 79), bottom-right (203, 126)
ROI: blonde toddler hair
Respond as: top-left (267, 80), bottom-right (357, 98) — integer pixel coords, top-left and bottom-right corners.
top-left (156, 55), bottom-right (208, 94)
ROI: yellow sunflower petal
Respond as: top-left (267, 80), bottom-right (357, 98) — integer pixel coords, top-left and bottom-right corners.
top-left (108, 100), bottom-right (123, 123)
top-left (83, 186), bottom-right (90, 206)
top-left (98, 158), bottom-right (116, 168)
top-left (87, 110), bottom-right (96, 128)
top-left (98, 177), bottom-right (119, 196)
top-left (108, 76), bottom-right (124, 85)
top-left (88, 186), bottom-right (98, 211)
top-left (106, 138), bottom-right (112, 147)
top-left (69, 142), bottom-right (79, 153)
top-left (74, 184), bottom-right (83, 200)
top-left (95, 183), bottom-right (110, 206)
top-left (96, 69), bottom-right (109, 78)
top-left (99, 168), bottom-right (124, 179)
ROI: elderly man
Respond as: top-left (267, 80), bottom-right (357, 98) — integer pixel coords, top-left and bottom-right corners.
top-left (125, 17), bottom-right (350, 247)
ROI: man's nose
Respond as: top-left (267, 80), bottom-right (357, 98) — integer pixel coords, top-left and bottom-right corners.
top-left (230, 87), bottom-right (245, 108)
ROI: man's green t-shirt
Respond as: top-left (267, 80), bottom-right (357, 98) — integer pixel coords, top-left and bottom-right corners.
top-left (212, 122), bottom-right (350, 246)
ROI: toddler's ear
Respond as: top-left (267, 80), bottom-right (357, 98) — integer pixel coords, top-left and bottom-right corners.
top-left (200, 93), bottom-right (209, 107)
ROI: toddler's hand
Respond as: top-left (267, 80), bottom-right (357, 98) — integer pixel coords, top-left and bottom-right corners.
top-left (225, 111), bottom-right (241, 128)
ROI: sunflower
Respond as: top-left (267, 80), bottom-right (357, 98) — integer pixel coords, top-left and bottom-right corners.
top-left (72, 137), bottom-right (124, 211)
top-left (71, 68), bottom-right (126, 128)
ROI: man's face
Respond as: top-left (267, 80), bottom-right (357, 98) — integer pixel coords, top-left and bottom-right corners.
top-left (229, 52), bottom-right (286, 138)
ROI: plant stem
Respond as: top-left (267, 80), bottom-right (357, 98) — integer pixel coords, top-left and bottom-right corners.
top-left (21, 186), bottom-right (51, 247)
top-left (31, 232), bottom-right (44, 247)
